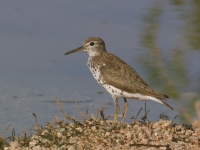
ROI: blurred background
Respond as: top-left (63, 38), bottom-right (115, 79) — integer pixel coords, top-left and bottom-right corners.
top-left (0, 0), bottom-right (200, 136)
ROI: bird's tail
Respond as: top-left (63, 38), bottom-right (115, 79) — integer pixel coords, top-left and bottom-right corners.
top-left (159, 98), bottom-right (173, 110)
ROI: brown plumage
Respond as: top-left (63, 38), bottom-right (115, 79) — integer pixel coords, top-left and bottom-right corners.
top-left (65, 37), bottom-right (173, 127)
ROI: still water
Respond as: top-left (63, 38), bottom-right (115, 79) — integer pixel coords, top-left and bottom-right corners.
top-left (0, 1), bottom-right (200, 136)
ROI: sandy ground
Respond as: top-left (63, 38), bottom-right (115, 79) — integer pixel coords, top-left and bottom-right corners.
top-left (4, 117), bottom-right (200, 150)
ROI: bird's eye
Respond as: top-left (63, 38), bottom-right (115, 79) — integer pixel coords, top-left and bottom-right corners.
top-left (90, 42), bottom-right (95, 46)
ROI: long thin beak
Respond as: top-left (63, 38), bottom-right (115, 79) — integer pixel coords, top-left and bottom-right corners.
top-left (65, 46), bottom-right (84, 55)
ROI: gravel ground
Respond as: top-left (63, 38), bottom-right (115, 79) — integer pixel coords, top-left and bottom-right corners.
top-left (4, 117), bottom-right (200, 150)
top-left (3, 100), bottom-right (200, 149)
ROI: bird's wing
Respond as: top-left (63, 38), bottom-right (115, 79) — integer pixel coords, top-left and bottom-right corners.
top-left (99, 53), bottom-right (167, 99)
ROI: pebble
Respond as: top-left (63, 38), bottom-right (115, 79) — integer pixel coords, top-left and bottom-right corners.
top-left (4, 118), bottom-right (200, 150)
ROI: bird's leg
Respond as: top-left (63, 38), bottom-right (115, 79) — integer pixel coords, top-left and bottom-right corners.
top-left (120, 98), bottom-right (128, 126)
top-left (112, 96), bottom-right (120, 127)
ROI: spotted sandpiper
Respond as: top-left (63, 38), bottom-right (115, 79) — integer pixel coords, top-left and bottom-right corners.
top-left (65, 37), bottom-right (173, 127)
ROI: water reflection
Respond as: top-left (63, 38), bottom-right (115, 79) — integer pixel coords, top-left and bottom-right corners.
top-left (140, 1), bottom-right (200, 122)
top-left (185, 0), bottom-right (200, 50)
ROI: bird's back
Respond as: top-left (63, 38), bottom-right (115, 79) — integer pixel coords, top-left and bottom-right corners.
top-left (90, 52), bottom-right (168, 100)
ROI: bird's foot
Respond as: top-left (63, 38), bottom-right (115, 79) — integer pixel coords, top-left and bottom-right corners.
top-left (120, 122), bottom-right (125, 128)
top-left (99, 120), bottom-right (121, 131)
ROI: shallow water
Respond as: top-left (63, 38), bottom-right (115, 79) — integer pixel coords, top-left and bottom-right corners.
top-left (0, 0), bottom-right (200, 136)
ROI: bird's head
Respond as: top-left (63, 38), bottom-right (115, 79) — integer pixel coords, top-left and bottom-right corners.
top-left (65, 37), bottom-right (106, 56)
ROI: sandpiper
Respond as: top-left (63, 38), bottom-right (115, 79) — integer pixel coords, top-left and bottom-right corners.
top-left (65, 37), bottom-right (173, 127)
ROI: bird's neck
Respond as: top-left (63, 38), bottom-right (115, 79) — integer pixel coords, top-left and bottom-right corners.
top-left (87, 52), bottom-right (105, 67)
top-left (87, 50), bottom-right (104, 57)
